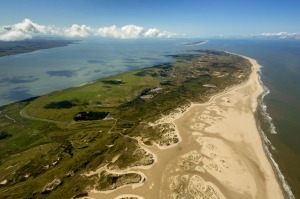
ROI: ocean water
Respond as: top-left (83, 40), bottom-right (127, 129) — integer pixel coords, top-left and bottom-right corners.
top-left (0, 38), bottom-right (299, 198)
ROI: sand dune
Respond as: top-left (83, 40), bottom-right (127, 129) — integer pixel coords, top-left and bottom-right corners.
top-left (87, 56), bottom-right (285, 199)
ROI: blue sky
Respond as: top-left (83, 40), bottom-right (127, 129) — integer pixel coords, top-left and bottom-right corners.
top-left (0, 0), bottom-right (300, 38)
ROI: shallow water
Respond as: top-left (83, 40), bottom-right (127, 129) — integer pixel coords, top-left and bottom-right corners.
top-left (0, 39), bottom-right (192, 105)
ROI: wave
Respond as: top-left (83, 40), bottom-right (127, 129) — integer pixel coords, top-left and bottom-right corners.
top-left (258, 69), bottom-right (277, 134)
top-left (257, 68), bottom-right (295, 199)
top-left (258, 124), bottom-right (295, 199)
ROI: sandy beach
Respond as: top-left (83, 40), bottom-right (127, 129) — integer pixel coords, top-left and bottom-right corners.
top-left (85, 55), bottom-right (285, 199)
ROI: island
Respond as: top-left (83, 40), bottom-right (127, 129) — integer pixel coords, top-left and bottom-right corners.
top-left (0, 39), bottom-right (78, 57)
top-left (0, 50), bottom-right (284, 199)
top-left (182, 40), bottom-right (208, 46)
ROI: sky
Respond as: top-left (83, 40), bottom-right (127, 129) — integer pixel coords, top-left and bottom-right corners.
top-left (0, 0), bottom-right (300, 41)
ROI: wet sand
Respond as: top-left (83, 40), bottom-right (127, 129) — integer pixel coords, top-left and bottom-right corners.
top-left (87, 56), bottom-right (284, 199)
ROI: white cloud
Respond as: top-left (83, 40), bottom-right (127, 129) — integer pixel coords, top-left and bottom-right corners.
top-left (261, 32), bottom-right (300, 39)
top-left (144, 28), bottom-right (175, 38)
top-left (144, 28), bottom-right (160, 37)
top-left (96, 25), bottom-right (145, 38)
top-left (64, 24), bottom-right (93, 37)
top-left (120, 25), bottom-right (145, 38)
top-left (96, 25), bottom-right (175, 39)
top-left (0, 18), bottom-right (57, 41)
top-left (14, 18), bottom-right (49, 34)
top-left (0, 19), bottom-right (177, 41)
top-left (0, 30), bottom-right (32, 41)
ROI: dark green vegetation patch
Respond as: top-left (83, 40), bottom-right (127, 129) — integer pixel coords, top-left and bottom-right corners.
top-left (0, 132), bottom-right (12, 140)
top-left (0, 50), bottom-right (251, 198)
top-left (101, 79), bottom-right (125, 84)
top-left (95, 171), bottom-right (142, 191)
top-left (44, 100), bottom-right (77, 109)
top-left (74, 111), bottom-right (109, 121)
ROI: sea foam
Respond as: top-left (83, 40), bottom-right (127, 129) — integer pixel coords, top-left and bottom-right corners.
top-left (258, 69), bottom-right (277, 134)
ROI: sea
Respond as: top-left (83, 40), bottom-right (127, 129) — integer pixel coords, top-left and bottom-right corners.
top-left (0, 38), bottom-right (299, 198)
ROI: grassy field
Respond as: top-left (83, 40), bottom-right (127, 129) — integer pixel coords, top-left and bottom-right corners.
top-left (24, 70), bottom-right (163, 122)
top-left (0, 50), bottom-right (251, 198)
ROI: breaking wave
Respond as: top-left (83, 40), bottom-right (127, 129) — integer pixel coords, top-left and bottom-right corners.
top-left (258, 123), bottom-right (295, 199)
top-left (258, 70), bottom-right (277, 134)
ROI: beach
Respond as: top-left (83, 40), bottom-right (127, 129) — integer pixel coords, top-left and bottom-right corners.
top-left (86, 55), bottom-right (285, 199)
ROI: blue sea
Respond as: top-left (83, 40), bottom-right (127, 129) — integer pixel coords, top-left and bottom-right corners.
top-left (0, 38), bottom-right (299, 198)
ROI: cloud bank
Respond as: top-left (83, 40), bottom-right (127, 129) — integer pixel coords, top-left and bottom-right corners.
top-left (261, 32), bottom-right (300, 39)
top-left (0, 19), bottom-right (177, 41)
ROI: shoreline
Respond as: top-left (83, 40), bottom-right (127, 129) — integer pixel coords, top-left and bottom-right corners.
top-left (87, 54), bottom-right (286, 198)
top-left (231, 53), bottom-right (294, 199)
top-left (245, 56), bottom-right (288, 198)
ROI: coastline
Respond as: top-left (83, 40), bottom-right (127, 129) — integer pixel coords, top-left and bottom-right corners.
top-left (167, 55), bottom-right (285, 198)
top-left (233, 53), bottom-right (294, 199)
top-left (86, 55), bottom-right (286, 198)
top-left (0, 39), bottom-right (78, 58)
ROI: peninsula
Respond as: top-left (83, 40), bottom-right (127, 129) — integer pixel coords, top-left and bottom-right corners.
top-left (0, 50), bottom-right (284, 199)
top-left (0, 39), bottom-right (77, 57)
top-left (182, 40), bottom-right (208, 46)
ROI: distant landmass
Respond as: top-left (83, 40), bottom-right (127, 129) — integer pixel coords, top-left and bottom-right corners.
top-left (182, 40), bottom-right (208, 46)
top-left (0, 39), bottom-right (78, 57)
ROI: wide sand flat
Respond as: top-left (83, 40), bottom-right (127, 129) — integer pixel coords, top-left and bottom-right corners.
top-left (87, 56), bottom-right (284, 199)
